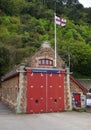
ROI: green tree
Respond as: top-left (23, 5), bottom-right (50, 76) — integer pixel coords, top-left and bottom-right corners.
top-left (70, 42), bottom-right (91, 76)
top-left (86, 8), bottom-right (91, 25)
top-left (0, 0), bottom-right (25, 15)
top-left (0, 46), bottom-right (11, 77)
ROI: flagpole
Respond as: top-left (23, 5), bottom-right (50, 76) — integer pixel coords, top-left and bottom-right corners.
top-left (54, 12), bottom-right (57, 67)
top-left (68, 47), bottom-right (70, 71)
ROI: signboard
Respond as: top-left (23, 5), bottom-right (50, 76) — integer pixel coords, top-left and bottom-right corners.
top-left (32, 69), bottom-right (61, 74)
top-left (86, 99), bottom-right (91, 106)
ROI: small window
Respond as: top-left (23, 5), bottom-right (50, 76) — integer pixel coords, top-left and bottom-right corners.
top-left (38, 59), bottom-right (53, 66)
top-left (46, 59), bottom-right (49, 65)
top-left (42, 59), bottom-right (45, 64)
top-left (38, 60), bottom-right (41, 65)
top-left (50, 60), bottom-right (52, 65)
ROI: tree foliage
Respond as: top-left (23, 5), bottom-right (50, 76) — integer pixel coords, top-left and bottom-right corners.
top-left (0, 46), bottom-right (11, 77)
top-left (0, 0), bottom-right (91, 78)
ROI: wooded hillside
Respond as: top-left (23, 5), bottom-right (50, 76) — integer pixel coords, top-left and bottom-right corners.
top-left (0, 0), bottom-right (91, 78)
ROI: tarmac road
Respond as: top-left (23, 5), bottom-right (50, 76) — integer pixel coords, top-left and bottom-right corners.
top-left (0, 101), bottom-right (91, 130)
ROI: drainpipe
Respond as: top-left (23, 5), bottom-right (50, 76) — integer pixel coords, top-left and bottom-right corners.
top-left (66, 67), bottom-right (72, 110)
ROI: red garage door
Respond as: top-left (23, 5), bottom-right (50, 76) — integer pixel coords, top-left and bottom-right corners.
top-left (47, 73), bottom-right (64, 112)
top-left (26, 69), bottom-right (65, 114)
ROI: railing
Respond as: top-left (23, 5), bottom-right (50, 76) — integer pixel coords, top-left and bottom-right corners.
top-left (70, 75), bottom-right (88, 94)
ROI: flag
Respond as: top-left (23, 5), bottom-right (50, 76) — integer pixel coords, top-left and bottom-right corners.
top-left (55, 16), bottom-right (66, 26)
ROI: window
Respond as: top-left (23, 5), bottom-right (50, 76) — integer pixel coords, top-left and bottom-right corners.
top-left (38, 59), bottom-right (53, 66)
top-left (42, 59), bottom-right (45, 64)
top-left (46, 59), bottom-right (48, 65)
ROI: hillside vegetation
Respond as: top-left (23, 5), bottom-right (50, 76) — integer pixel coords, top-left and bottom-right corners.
top-left (0, 0), bottom-right (91, 78)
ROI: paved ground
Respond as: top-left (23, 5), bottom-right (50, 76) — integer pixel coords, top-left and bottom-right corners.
top-left (0, 101), bottom-right (91, 130)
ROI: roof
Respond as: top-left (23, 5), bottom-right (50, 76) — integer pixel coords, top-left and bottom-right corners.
top-left (70, 75), bottom-right (88, 94)
top-left (77, 79), bottom-right (91, 90)
top-left (1, 65), bottom-right (21, 81)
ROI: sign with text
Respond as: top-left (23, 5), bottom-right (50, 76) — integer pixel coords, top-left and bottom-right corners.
top-left (32, 69), bottom-right (61, 74)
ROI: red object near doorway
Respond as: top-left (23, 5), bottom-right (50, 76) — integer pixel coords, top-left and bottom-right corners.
top-left (74, 93), bottom-right (81, 107)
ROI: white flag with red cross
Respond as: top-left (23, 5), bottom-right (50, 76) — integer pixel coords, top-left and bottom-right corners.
top-left (55, 16), bottom-right (66, 26)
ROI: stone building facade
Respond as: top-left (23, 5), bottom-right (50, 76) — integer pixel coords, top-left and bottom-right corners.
top-left (1, 41), bottom-right (88, 113)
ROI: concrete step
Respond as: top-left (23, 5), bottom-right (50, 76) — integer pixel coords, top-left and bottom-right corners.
top-left (0, 101), bottom-right (14, 115)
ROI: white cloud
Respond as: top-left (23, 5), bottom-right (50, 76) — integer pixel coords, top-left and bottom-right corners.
top-left (79, 0), bottom-right (91, 7)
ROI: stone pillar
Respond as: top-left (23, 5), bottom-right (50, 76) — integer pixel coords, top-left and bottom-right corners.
top-left (65, 68), bottom-right (72, 110)
top-left (16, 66), bottom-right (26, 113)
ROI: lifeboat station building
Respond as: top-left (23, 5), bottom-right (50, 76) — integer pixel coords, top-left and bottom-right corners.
top-left (1, 41), bottom-right (88, 114)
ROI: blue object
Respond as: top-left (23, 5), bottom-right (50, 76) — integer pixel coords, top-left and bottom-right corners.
top-left (32, 69), bottom-right (61, 74)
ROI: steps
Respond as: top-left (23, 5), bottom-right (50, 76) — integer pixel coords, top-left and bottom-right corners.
top-left (0, 101), bottom-right (14, 115)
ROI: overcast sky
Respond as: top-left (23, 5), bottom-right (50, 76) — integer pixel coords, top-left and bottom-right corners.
top-left (79, 0), bottom-right (91, 7)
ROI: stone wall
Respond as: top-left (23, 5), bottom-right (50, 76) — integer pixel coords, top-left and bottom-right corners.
top-left (16, 71), bottom-right (27, 113)
top-left (64, 75), bottom-right (69, 110)
top-left (1, 69), bottom-right (27, 113)
top-left (25, 41), bottom-right (65, 68)
top-left (64, 73), bottom-right (87, 110)
top-left (70, 78), bottom-right (86, 109)
top-left (1, 76), bottom-right (19, 111)
top-left (70, 79), bottom-right (83, 93)
top-left (64, 72), bottom-right (72, 111)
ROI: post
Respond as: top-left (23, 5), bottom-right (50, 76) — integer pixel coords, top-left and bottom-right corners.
top-left (68, 47), bottom-right (70, 71)
top-left (16, 66), bottom-right (26, 113)
top-left (54, 12), bottom-right (57, 67)
top-left (66, 67), bottom-right (72, 110)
